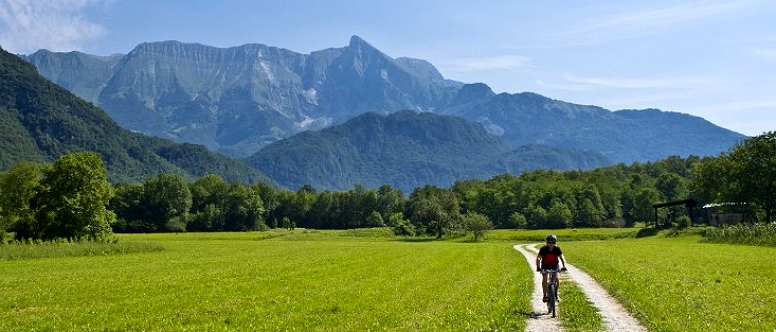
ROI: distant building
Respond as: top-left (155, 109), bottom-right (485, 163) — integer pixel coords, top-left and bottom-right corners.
top-left (703, 203), bottom-right (745, 226)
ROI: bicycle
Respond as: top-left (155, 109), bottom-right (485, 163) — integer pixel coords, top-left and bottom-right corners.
top-left (540, 268), bottom-right (566, 317)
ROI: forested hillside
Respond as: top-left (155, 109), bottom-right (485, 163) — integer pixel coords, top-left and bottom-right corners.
top-left (247, 110), bottom-right (611, 192)
top-left (0, 46), bottom-right (271, 184)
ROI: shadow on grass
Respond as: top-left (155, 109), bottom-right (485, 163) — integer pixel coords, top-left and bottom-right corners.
top-left (636, 227), bottom-right (660, 238)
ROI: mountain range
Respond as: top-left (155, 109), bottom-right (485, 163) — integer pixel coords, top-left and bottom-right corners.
top-left (0, 46), bottom-right (271, 185)
top-left (246, 110), bottom-right (610, 191)
top-left (25, 36), bottom-right (746, 164)
top-left (9, 36), bottom-right (748, 191)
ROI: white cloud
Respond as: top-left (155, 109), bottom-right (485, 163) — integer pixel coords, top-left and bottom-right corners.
top-left (0, 0), bottom-right (107, 54)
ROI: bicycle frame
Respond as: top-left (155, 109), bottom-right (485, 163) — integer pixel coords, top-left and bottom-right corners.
top-left (542, 268), bottom-right (562, 317)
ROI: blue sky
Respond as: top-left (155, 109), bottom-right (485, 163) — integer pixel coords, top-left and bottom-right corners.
top-left (1, 0), bottom-right (774, 137)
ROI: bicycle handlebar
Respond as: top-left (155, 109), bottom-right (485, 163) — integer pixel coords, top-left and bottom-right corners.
top-left (538, 268), bottom-right (567, 273)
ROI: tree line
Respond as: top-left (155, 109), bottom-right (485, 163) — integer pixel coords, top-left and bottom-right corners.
top-left (1, 132), bottom-right (774, 242)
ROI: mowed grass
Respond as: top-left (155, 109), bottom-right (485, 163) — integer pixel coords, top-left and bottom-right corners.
top-left (562, 235), bottom-right (776, 331)
top-left (0, 231), bottom-right (532, 331)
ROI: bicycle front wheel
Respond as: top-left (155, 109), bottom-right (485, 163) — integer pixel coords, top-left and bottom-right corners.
top-left (547, 283), bottom-right (556, 317)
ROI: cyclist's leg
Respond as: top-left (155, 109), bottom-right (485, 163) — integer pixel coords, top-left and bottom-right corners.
top-left (541, 272), bottom-right (549, 301)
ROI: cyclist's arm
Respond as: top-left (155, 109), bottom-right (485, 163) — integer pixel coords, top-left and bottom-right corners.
top-left (535, 255), bottom-right (542, 270)
top-left (559, 254), bottom-right (567, 269)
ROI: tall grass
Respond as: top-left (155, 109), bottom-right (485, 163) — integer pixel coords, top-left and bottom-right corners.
top-left (702, 222), bottom-right (776, 246)
top-left (0, 240), bottom-right (164, 260)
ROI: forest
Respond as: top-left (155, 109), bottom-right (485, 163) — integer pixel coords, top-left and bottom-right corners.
top-left (1, 132), bottom-right (774, 243)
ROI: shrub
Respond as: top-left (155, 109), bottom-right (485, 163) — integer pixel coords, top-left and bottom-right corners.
top-left (703, 222), bottom-right (776, 246)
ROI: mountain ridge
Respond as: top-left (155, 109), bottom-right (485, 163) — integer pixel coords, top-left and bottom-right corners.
top-left (21, 36), bottom-right (747, 192)
top-left (1, 46), bottom-right (272, 185)
top-left (246, 110), bottom-right (611, 192)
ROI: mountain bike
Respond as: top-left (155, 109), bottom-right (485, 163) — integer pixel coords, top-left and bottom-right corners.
top-left (541, 268), bottom-right (565, 317)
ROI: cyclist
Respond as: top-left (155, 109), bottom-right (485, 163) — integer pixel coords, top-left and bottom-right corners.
top-left (536, 234), bottom-right (567, 302)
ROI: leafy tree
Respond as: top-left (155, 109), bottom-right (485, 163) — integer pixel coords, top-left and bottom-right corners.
top-left (220, 183), bottom-right (266, 231)
top-left (376, 185), bottom-right (404, 220)
top-left (463, 212), bottom-right (493, 241)
top-left (253, 182), bottom-right (280, 220)
top-left (109, 182), bottom-right (146, 232)
top-left (694, 132), bottom-right (776, 222)
top-left (31, 152), bottom-right (115, 241)
top-left (188, 174), bottom-right (230, 231)
top-left (142, 173), bottom-right (192, 231)
top-left (655, 172), bottom-right (687, 202)
top-left (407, 186), bottom-right (462, 238)
top-left (0, 161), bottom-right (41, 238)
top-left (526, 205), bottom-right (547, 229)
top-left (633, 187), bottom-right (663, 225)
top-left (546, 199), bottom-right (572, 229)
top-left (508, 212), bottom-right (527, 229)
top-left (366, 211), bottom-right (385, 227)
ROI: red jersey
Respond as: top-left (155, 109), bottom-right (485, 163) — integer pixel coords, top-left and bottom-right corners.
top-left (538, 245), bottom-right (563, 267)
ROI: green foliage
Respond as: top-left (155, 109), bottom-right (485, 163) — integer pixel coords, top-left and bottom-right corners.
top-left (694, 132), bottom-right (776, 223)
top-left (1, 155), bottom-right (121, 242)
top-left (407, 186), bottom-right (463, 238)
top-left (0, 161), bottom-right (40, 235)
top-left (463, 212), bottom-right (493, 241)
top-left (702, 223), bottom-right (776, 246)
top-left (248, 110), bottom-right (609, 192)
top-left (142, 173), bottom-right (192, 231)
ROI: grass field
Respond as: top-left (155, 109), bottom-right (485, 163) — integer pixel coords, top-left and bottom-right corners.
top-left (3, 227), bottom-right (775, 331)
top-left (0, 230), bottom-right (532, 331)
top-left (562, 233), bottom-right (776, 331)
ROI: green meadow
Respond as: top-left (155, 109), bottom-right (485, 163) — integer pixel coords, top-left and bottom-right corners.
top-left (562, 233), bottom-right (776, 331)
top-left (1, 231), bottom-right (531, 331)
top-left (2, 228), bottom-right (776, 331)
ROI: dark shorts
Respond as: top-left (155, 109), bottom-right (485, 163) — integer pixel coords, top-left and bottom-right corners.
top-left (541, 265), bottom-right (559, 271)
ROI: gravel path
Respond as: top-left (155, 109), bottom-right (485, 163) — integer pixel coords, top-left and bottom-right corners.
top-left (514, 244), bottom-right (648, 332)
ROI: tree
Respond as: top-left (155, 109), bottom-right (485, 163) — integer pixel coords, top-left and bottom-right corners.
top-left (142, 173), bottom-right (192, 231)
top-left (376, 185), bottom-right (404, 220)
top-left (695, 132), bottom-right (776, 223)
top-left (366, 211), bottom-right (385, 227)
top-left (526, 205), bottom-right (547, 229)
top-left (508, 212), bottom-right (527, 229)
top-left (32, 152), bottom-right (115, 241)
top-left (546, 199), bottom-right (572, 229)
top-left (221, 183), bottom-right (266, 231)
top-left (188, 174), bottom-right (230, 231)
top-left (633, 187), bottom-right (663, 225)
top-left (407, 186), bottom-right (462, 238)
top-left (0, 161), bottom-right (41, 238)
top-left (655, 172), bottom-right (687, 202)
top-left (109, 182), bottom-right (146, 232)
top-left (464, 212), bottom-right (493, 241)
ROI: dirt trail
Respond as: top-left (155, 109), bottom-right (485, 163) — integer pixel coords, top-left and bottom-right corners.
top-left (514, 244), bottom-right (648, 332)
